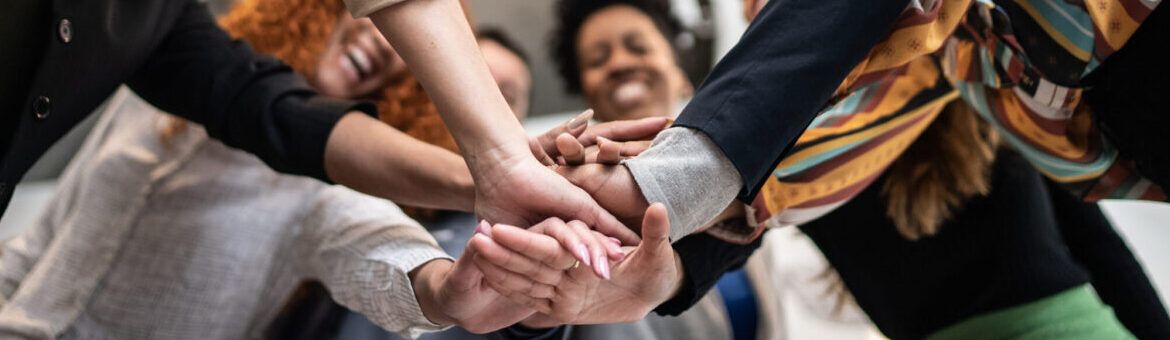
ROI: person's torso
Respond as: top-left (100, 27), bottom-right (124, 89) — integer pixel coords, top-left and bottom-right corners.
top-left (0, 0), bottom-right (195, 215)
top-left (798, 149), bottom-right (1090, 339)
top-left (0, 89), bottom-right (326, 339)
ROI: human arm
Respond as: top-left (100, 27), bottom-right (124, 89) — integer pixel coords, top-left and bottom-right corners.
top-left (124, 1), bottom-right (481, 211)
top-left (1047, 180), bottom-right (1170, 339)
top-left (468, 203), bottom-right (766, 326)
top-left (610, 0), bottom-right (912, 237)
top-left (350, 0), bottom-right (637, 243)
top-left (300, 186), bottom-right (542, 336)
top-left (470, 203), bottom-right (682, 326)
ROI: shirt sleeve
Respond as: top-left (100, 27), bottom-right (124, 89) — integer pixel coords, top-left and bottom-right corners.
top-left (296, 185), bottom-right (452, 339)
top-left (344, 0), bottom-right (409, 18)
top-left (624, 127), bottom-right (742, 240)
top-left (125, 1), bottom-right (376, 184)
top-left (672, 0), bottom-right (909, 201)
top-left (653, 230), bottom-right (765, 316)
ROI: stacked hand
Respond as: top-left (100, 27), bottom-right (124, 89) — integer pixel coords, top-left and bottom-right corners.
top-left (476, 110), bottom-right (666, 273)
top-left (470, 204), bottom-right (684, 327)
top-left (411, 111), bottom-right (683, 333)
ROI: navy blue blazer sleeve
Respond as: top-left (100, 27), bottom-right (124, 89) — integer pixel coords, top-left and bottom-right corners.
top-left (673, 0), bottom-right (908, 201)
top-left (654, 229), bottom-right (765, 316)
top-left (125, 1), bottom-right (375, 183)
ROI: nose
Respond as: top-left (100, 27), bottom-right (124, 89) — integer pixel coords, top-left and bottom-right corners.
top-left (604, 48), bottom-right (641, 78)
top-left (603, 47), bottom-right (641, 71)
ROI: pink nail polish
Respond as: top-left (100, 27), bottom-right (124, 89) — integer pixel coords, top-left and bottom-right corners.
top-left (575, 244), bottom-right (591, 267)
top-left (598, 255), bottom-right (611, 280)
top-left (476, 221), bottom-right (492, 237)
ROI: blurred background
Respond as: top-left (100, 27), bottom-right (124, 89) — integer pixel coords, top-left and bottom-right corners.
top-left (1, 0), bottom-right (1167, 338)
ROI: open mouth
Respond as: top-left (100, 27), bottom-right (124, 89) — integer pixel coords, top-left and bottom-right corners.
top-left (611, 80), bottom-right (651, 108)
top-left (345, 47), bottom-right (373, 79)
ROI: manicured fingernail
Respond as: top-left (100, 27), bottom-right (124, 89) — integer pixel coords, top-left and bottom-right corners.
top-left (575, 244), bottom-right (591, 267)
top-left (597, 255), bottom-right (611, 280)
top-left (567, 110), bottom-right (591, 130)
top-left (476, 220), bottom-right (492, 236)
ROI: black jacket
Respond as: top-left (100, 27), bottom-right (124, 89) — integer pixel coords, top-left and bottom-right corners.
top-left (0, 0), bottom-right (373, 216)
top-left (673, 0), bottom-right (908, 201)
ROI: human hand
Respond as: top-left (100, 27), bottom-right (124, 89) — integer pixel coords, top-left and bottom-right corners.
top-left (410, 231), bottom-right (534, 333)
top-left (530, 110), bottom-right (667, 166)
top-left (554, 164), bottom-right (650, 233)
top-left (470, 204), bottom-right (684, 327)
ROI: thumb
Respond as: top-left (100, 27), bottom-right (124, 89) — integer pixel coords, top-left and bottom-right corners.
top-left (638, 203), bottom-right (671, 256)
top-left (449, 235), bottom-right (489, 292)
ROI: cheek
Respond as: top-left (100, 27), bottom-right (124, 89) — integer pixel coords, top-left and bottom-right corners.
top-left (580, 69), bottom-right (607, 95)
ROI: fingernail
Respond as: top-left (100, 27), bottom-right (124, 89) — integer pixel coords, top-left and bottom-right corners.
top-left (476, 220), bottom-right (492, 236)
top-left (575, 244), bottom-right (592, 267)
top-left (609, 237), bottom-right (621, 246)
top-left (567, 110), bottom-right (592, 130)
top-left (598, 255), bottom-right (611, 280)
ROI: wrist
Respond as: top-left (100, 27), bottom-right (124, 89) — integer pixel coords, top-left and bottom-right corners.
top-left (410, 259), bottom-right (457, 326)
top-left (463, 138), bottom-right (533, 177)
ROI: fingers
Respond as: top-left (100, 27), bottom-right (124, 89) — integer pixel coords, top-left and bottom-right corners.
top-left (568, 221), bottom-right (611, 279)
top-left (529, 137), bottom-right (556, 166)
top-left (472, 250), bottom-right (554, 314)
top-left (579, 116), bottom-right (670, 145)
top-left (533, 110), bottom-right (593, 163)
top-left (473, 226), bottom-right (573, 286)
top-left (446, 233), bottom-right (486, 293)
top-left (619, 140), bottom-right (652, 157)
top-left (488, 223), bottom-right (579, 269)
top-left (594, 137), bottom-right (624, 164)
top-left (555, 133), bottom-right (585, 165)
top-left (638, 203), bottom-right (672, 257)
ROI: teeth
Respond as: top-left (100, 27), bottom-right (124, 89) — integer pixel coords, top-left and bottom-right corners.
top-left (346, 47), bottom-right (372, 77)
top-left (613, 82), bottom-right (649, 105)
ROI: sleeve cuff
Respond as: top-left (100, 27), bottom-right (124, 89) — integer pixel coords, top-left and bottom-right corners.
top-left (623, 127), bottom-right (742, 241)
top-left (271, 95), bottom-right (376, 184)
top-left (379, 243), bottom-right (455, 339)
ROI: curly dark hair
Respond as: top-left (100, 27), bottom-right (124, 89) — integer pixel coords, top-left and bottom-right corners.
top-left (550, 0), bottom-right (683, 94)
top-left (477, 26), bottom-right (530, 66)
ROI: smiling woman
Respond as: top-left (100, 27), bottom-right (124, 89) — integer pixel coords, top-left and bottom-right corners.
top-left (551, 0), bottom-right (691, 122)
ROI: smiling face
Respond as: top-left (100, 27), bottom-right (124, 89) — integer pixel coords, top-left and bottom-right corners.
top-left (574, 5), bottom-right (691, 122)
top-left (311, 13), bottom-right (407, 99)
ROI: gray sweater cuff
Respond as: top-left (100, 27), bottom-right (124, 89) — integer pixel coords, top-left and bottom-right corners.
top-left (623, 127), bottom-right (742, 241)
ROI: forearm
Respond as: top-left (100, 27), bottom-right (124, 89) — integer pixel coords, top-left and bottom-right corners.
top-left (325, 113), bottom-right (475, 211)
top-left (367, 0), bottom-right (530, 172)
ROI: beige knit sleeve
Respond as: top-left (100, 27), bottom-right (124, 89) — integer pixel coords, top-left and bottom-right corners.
top-left (344, 0), bottom-right (409, 18)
